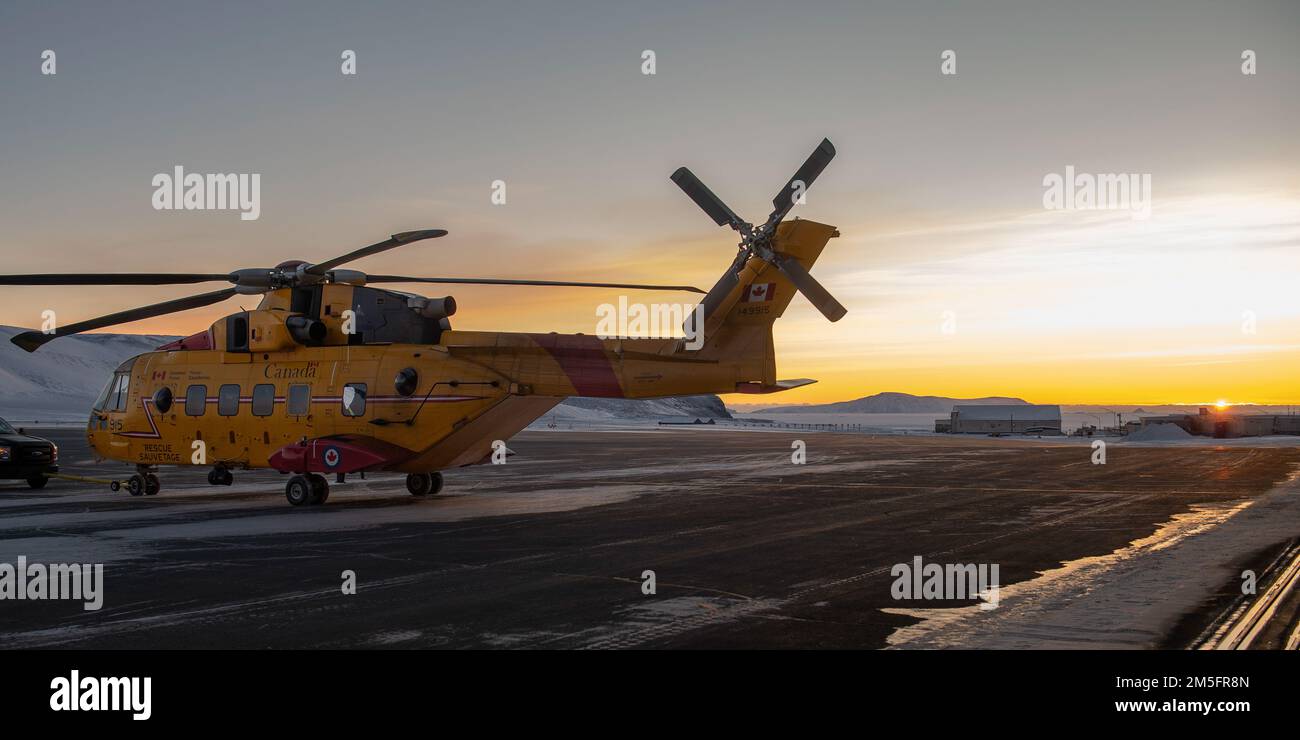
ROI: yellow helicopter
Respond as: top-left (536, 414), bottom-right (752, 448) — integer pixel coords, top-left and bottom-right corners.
top-left (1, 140), bottom-right (845, 506)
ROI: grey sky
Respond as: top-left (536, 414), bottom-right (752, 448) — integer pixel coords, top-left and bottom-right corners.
top-left (2, 1), bottom-right (1294, 253)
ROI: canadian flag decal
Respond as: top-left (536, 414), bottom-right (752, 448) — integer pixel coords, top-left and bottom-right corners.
top-left (743, 282), bottom-right (776, 302)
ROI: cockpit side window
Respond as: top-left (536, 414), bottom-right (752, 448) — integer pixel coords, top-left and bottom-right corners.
top-left (94, 357), bottom-right (139, 413)
top-left (96, 372), bottom-right (131, 412)
top-left (112, 373), bottom-right (131, 411)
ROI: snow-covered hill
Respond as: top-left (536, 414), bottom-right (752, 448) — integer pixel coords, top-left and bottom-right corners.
top-left (757, 392), bottom-right (1030, 414)
top-left (546, 395), bottom-right (731, 422)
top-left (0, 326), bottom-right (178, 422)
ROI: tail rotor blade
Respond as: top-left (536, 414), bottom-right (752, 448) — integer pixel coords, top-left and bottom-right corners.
top-left (670, 167), bottom-right (747, 231)
top-left (774, 256), bottom-right (846, 322)
top-left (763, 138), bottom-right (836, 230)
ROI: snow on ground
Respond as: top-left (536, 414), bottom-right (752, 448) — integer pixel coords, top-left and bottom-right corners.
top-left (1125, 422), bottom-right (1193, 442)
top-left (884, 466), bottom-right (1300, 648)
top-left (731, 412), bottom-right (939, 433)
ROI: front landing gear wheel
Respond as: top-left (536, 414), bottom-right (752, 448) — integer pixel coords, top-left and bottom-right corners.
top-left (144, 474), bottom-right (160, 496)
top-left (26, 475), bottom-right (49, 489)
top-left (286, 475), bottom-right (312, 506)
top-left (406, 472), bottom-right (444, 497)
top-left (127, 474), bottom-right (145, 497)
top-left (307, 474), bottom-right (329, 505)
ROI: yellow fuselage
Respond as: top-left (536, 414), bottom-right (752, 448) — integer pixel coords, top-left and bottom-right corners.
top-left (86, 218), bottom-right (837, 474)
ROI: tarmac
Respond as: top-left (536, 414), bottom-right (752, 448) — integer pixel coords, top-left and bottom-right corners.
top-left (1, 428), bottom-right (1297, 648)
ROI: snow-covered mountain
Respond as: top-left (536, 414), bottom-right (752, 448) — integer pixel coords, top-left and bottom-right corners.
top-left (546, 395), bottom-right (731, 422)
top-left (755, 392), bottom-right (1031, 414)
top-left (0, 326), bottom-right (178, 422)
top-left (0, 326), bottom-right (731, 424)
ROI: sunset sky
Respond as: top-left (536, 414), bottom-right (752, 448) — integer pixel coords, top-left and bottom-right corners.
top-left (1, 1), bottom-right (1297, 405)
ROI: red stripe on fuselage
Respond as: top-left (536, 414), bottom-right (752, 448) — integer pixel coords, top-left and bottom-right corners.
top-left (531, 333), bottom-right (623, 397)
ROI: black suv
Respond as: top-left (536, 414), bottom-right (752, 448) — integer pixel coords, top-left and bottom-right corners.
top-left (0, 416), bottom-right (59, 488)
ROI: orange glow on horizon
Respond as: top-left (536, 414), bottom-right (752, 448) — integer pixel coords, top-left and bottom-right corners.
top-left (28, 190), bottom-right (1300, 409)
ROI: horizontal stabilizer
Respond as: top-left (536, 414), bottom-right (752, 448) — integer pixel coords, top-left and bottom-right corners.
top-left (734, 378), bottom-right (818, 394)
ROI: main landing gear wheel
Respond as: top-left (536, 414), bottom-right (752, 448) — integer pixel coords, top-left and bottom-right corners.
top-left (286, 474), bottom-right (330, 506)
top-left (307, 473), bottom-right (329, 505)
top-left (127, 474), bottom-right (145, 497)
top-left (144, 473), bottom-right (160, 496)
top-left (286, 475), bottom-right (312, 506)
top-left (406, 472), bottom-right (444, 497)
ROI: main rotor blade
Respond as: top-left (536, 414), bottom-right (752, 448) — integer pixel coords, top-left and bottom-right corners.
top-left (763, 138), bottom-right (836, 230)
top-left (365, 275), bottom-right (705, 293)
top-left (0, 273), bottom-right (231, 286)
top-left (773, 256), bottom-right (846, 322)
top-left (306, 229), bottom-right (448, 276)
top-left (10, 287), bottom-right (239, 352)
top-left (670, 167), bottom-right (747, 231)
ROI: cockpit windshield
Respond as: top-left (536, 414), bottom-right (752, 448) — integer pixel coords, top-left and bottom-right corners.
top-left (0, 417), bottom-right (15, 434)
top-left (92, 376), bottom-right (115, 411)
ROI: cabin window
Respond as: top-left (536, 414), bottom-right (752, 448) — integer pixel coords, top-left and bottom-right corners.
top-left (152, 386), bottom-right (174, 414)
top-left (342, 383), bottom-right (367, 417)
top-left (251, 384), bottom-right (275, 417)
top-left (218, 384), bottom-right (241, 416)
top-left (287, 384), bottom-right (311, 416)
top-left (185, 385), bottom-right (207, 416)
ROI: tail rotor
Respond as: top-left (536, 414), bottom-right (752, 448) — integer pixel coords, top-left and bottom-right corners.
top-left (670, 138), bottom-right (845, 322)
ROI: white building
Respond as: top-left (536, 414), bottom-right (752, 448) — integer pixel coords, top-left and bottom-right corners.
top-left (947, 405), bottom-right (1062, 435)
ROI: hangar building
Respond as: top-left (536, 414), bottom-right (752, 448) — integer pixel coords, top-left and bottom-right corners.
top-left (943, 405), bottom-right (1063, 435)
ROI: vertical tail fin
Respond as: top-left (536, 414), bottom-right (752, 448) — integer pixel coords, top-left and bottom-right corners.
top-left (681, 219), bottom-right (839, 388)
